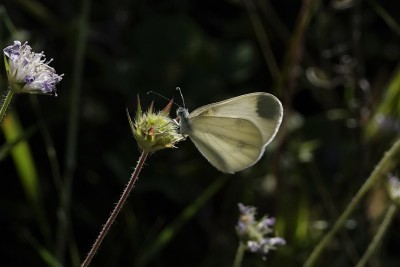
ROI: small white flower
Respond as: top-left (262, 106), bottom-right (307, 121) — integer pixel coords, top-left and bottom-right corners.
top-left (387, 174), bottom-right (400, 204)
top-left (3, 40), bottom-right (63, 95)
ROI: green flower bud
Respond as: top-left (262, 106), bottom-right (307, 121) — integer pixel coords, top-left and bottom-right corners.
top-left (127, 96), bottom-right (182, 153)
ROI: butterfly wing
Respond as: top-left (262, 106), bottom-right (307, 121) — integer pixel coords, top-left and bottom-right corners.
top-left (187, 115), bottom-right (264, 173)
top-left (189, 92), bottom-right (283, 148)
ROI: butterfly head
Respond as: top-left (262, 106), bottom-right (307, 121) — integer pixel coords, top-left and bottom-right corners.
top-left (176, 107), bottom-right (191, 134)
top-left (176, 107), bottom-right (189, 119)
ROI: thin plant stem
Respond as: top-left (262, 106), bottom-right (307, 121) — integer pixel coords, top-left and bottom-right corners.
top-left (55, 0), bottom-right (90, 263)
top-left (30, 95), bottom-right (62, 193)
top-left (81, 151), bottom-right (149, 267)
top-left (303, 138), bottom-right (400, 267)
top-left (243, 0), bottom-right (280, 81)
top-left (257, 0), bottom-right (291, 43)
top-left (0, 5), bottom-right (18, 34)
top-left (233, 242), bottom-right (246, 267)
top-left (355, 203), bottom-right (398, 267)
top-left (367, 0), bottom-right (400, 37)
top-left (0, 89), bottom-right (15, 124)
top-left (276, 0), bottom-right (320, 99)
top-left (307, 161), bottom-right (359, 264)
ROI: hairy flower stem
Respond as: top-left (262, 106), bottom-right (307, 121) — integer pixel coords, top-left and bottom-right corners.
top-left (0, 89), bottom-right (15, 124)
top-left (304, 138), bottom-right (400, 267)
top-left (81, 151), bottom-right (148, 267)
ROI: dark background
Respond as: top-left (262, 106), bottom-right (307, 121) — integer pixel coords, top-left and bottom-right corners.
top-left (1, 0), bottom-right (400, 266)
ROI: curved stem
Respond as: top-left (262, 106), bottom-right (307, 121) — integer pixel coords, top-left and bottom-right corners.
top-left (0, 89), bottom-right (15, 124)
top-left (355, 203), bottom-right (398, 267)
top-left (81, 151), bottom-right (148, 267)
top-left (303, 138), bottom-right (400, 267)
top-left (233, 242), bottom-right (246, 267)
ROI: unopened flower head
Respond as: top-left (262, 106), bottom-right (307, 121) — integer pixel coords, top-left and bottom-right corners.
top-left (3, 41), bottom-right (63, 95)
top-left (127, 96), bottom-right (182, 153)
top-left (236, 203), bottom-right (285, 258)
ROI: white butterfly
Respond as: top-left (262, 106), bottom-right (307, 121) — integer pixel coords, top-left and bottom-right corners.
top-left (177, 92), bottom-right (283, 173)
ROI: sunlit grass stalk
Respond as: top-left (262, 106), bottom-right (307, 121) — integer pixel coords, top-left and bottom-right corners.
top-left (1, 110), bottom-right (51, 244)
top-left (81, 151), bottom-right (148, 267)
top-left (304, 138), bottom-right (400, 267)
top-left (355, 203), bottom-right (398, 267)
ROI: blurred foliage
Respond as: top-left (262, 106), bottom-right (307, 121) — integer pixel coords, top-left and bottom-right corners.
top-left (1, 0), bottom-right (400, 266)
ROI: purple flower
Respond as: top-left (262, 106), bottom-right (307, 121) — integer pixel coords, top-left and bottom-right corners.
top-left (236, 203), bottom-right (285, 258)
top-left (267, 237), bottom-right (286, 247)
top-left (3, 41), bottom-right (63, 96)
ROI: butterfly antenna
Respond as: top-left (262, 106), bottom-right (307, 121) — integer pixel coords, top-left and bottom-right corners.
top-left (176, 87), bottom-right (186, 109)
top-left (147, 91), bottom-right (180, 108)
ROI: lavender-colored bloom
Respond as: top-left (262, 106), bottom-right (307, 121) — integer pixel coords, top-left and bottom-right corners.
top-left (265, 217), bottom-right (276, 227)
top-left (3, 41), bottom-right (63, 95)
top-left (236, 203), bottom-right (286, 259)
top-left (236, 220), bottom-right (248, 235)
top-left (238, 203), bottom-right (257, 217)
top-left (247, 241), bottom-right (261, 253)
top-left (258, 216), bottom-right (276, 232)
top-left (267, 237), bottom-right (286, 247)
